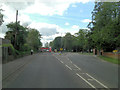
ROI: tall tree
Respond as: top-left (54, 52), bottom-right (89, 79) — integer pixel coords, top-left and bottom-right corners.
top-left (45, 42), bottom-right (49, 48)
top-left (0, 9), bottom-right (4, 26)
top-left (26, 28), bottom-right (42, 51)
top-left (88, 2), bottom-right (120, 51)
top-left (5, 22), bottom-right (27, 50)
top-left (63, 33), bottom-right (73, 51)
top-left (52, 36), bottom-right (62, 50)
top-left (76, 29), bottom-right (88, 52)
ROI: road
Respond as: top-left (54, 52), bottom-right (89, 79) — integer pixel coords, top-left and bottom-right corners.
top-left (3, 52), bottom-right (119, 88)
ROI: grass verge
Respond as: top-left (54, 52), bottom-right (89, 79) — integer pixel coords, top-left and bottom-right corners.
top-left (98, 56), bottom-right (120, 65)
top-left (79, 52), bottom-right (93, 55)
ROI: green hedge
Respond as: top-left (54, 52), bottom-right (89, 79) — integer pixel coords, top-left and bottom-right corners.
top-left (1, 44), bottom-right (16, 55)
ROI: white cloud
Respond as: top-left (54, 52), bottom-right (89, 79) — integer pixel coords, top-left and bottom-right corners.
top-left (72, 4), bottom-right (77, 7)
top-left (28, 22), bottom-right (63, 36)
top-left (72, 25), bottom-right (79, 29)
top-left (3, 0), bottom-right (91, 16)
top-left (65, 22), bottom-right (69, 26)
top-left (0, 0), bottom-right (92, 45)
top-left (81, 19), bottom-right (91, 23)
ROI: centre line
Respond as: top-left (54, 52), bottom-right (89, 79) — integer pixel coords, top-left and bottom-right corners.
top-left (60, 61), bottom-right (64, 64)
top-left (70, 60), bottom-right (72, 63)
top-left (65, 65), bottom-right (72, 70)
top-left (74, 64), bottom-right (81, 70)
top-left (76, 73), bottom-right (96, 88)
top-left (86, 73), bottom-right (108, 88)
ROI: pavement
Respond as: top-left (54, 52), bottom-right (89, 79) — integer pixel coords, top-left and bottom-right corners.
top-left (2, 52), bottom-right (119, 88)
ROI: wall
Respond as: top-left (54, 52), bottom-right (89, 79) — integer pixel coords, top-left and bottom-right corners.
top-left (93, 48), bottom-right (120, 60)
top-left (1, 38), bottom-right (11, 63)
top-left (103, 52), bottom-right (119, 60)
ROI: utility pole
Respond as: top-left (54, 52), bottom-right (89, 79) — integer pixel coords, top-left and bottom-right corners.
top-left (15, 10), bottom-right (18, 49)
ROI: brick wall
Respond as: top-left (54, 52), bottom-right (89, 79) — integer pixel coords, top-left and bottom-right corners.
top-left (93, 48), bottom-right (120, 60)
top-left (102, 52), bottom-right (119, 60)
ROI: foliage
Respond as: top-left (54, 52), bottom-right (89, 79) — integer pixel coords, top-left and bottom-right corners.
top-left (26, 28), bottom-right (42, 51)
top-left (2, 44), bottom-right (16, 55)
top-left (5, 22), bottom-right (27, 51)
top-left (4, 21), bottom-right (42, 57)
top-left (51, 36), bottom-right (62, 50)
top-left (45, 42), bottom-right (49, 48)
top-left (88, 2), bottom-right (120, 51)
top-left (0, 9), bottom-right (4, 26)
top-left (62, 33), bottom-right (73, 51)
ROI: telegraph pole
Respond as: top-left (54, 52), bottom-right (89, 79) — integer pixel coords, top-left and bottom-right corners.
top-left (15, 10), bottom-right (18, 49)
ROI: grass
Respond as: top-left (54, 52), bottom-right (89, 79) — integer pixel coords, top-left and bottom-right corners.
top-left (98, 56), bottom-right (120, 65)
top-left (78, 52), bottom-right (93, 55)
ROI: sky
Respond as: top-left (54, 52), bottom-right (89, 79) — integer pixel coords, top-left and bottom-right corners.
top-left (0, 0), bottom-right (95, 46)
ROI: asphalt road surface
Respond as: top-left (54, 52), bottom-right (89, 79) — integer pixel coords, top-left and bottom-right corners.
top-left (3, 52), bottom-right (119, 89)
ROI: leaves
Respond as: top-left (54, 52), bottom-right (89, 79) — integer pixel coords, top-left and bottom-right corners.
top-left (26, 28), bottom-right (42, 51)
top-left (0, 9), bottom-right (4, 26)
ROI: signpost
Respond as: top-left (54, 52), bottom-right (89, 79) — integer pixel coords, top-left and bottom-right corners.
top-left (60, 48), bottom-right (63, 51)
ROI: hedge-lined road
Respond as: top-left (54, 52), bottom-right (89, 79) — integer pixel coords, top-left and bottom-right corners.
top-left (3, 52), bottom-right (118, 88)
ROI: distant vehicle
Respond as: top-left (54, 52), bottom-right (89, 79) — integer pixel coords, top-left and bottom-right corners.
top-left (40, 47), bottom-right (52, 52)
top-left (46, 50), bottom-right (49, 52)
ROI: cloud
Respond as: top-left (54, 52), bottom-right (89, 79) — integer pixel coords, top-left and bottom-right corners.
top-left (24, 0), bottom-right (90, 16)
top-left (0, 0), bottom-right (92, 45)
top-left (2, 0), bottom-right (91, 16)
top-left (65, 22), bottom-right (69, 26)
top-left (72, 25), bottom-right (79, 29)
top-left (18, 14), bottom-right (32, 26)
top-left (40, 28), bottom-right (57, 36)
top-left (81, 19), bottom-right (91, 23)
top-left (28, 22), bottom-right (63, 36)
top-left (2, 2), bottom-right (34, 10)
top-left (72, 4), bottom-right (77, 7)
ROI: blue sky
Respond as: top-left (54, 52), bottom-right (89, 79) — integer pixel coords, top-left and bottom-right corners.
top-left (0, 0), bottom-right (95, 46)
top-left (26, 2), bottom-right (94, 29)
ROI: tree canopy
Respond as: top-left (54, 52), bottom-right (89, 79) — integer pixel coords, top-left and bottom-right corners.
top-left (0, 9), bottom-right (4, 26)
top-left (5, 22), bottom-right (42, 52)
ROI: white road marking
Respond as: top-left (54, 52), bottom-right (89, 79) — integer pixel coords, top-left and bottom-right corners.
top-left (70, 60), bottom-right (72, 63)
top-left (74, 64), bottom-right (81, 70)
top-left (54, 56), bottom-right (61, 61)
top-left (65, 65), bottom-right (72, 70)
top-left (87, 79), bottom-right (93, 81)
top-left (66, 56), bottom-right (74, 64)
top-left (86, 73), bottom-right (108, 88)
top-left (79, 73), bottom-right (85, 74)
top-left (60, 61), bottom-right (64, 64)
top-left (76, 73), bottom-right (96, 88)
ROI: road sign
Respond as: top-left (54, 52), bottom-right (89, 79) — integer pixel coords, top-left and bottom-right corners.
top-left (60, 48), bottom-right (63, 51)
top-left (113, 50), bottom-right (118, 53)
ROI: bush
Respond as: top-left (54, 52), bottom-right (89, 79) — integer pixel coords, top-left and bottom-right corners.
top-left (2, 44), bottom-right (16, 55)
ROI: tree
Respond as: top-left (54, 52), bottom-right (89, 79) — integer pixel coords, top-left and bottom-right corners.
top-left (75, 29), bottom-right (88, 52)
top-left (71, 35), bottom-right (79, 52)
top-left (5, 22), bottom-right (27, 51)
top-left (88, 2), bottom-right (120, 52)
top-left (45, 42), bottom-right (49, 48)
top-left (52, 36), bottom-right (62, 50)
top-left (63, 33), bottom-right (73, 51)
top-left (26, 28), bottom-right (42, 51)
top-left (0, 9), bottom-right (4, 26)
